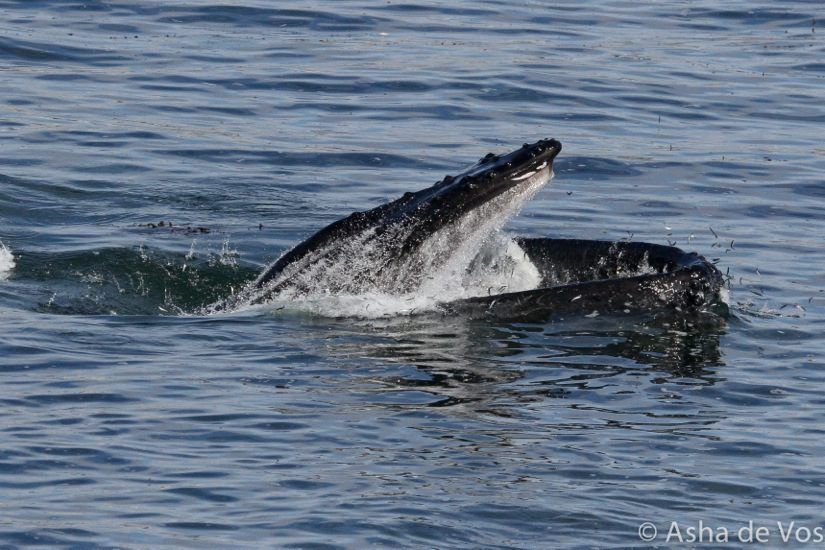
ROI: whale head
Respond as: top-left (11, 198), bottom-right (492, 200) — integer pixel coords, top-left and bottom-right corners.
top-left (240, 138), bottom-right (563, 302)
top-left (389, 138), bottom-right (562, 245)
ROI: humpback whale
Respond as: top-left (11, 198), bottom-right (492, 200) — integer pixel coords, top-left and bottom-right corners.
top-left (213, 139), bottom-right (724, 319)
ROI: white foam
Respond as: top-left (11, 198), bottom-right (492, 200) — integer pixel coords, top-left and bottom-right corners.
top-left (719, 287), bottom-right (731, 306)
top-left (0, 241), bottom-right (15, 281)
top-left (232, 237), bottom-right (542, 320)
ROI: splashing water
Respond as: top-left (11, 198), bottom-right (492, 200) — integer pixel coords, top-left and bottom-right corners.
top-left (0, 242), bottom-right (15, 281)
top-left (226, 166), bottom-right (553, 318)
top-left (210, 238), bottom-right (240, 267)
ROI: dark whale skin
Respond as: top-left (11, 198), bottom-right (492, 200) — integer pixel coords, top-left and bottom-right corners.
top-left (443, 238), bottom-right (725, 321)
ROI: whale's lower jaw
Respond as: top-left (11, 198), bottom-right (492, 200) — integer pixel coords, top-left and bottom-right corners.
top-left (444, 238), bottom-right (726, 321)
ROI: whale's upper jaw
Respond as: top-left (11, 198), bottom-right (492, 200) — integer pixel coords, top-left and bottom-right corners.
top-left (463, 138), bottom-right (562, 184)
top-left (401, 138), bottom-right (562, 226)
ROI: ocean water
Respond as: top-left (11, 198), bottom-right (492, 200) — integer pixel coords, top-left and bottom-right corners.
top-left (1, 1), bottom-right (823, 547)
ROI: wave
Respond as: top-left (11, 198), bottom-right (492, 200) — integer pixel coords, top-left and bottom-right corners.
top-left (0, 241), bottom-right (15, 280)
top-left (8, 245), bottom-right (255, 315)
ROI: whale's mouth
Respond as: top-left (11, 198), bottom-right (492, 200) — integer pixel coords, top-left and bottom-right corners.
top-left (213, 139), bottom-right (564, 315)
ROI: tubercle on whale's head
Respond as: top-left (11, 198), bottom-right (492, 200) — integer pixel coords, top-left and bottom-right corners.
top-left (401, 138), bottom-right (562, 224)
top-left (465, 138), bottom-right (562, 184)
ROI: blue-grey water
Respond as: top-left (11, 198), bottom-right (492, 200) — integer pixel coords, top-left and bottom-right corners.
top-left (1, 1), bottom-right (823, 547)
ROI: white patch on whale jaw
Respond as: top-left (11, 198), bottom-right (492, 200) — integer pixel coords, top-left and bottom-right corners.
top-left (219, 165), bottom-right (553, 317)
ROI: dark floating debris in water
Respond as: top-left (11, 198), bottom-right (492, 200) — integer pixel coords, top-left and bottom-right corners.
top-left (139, 221), bottom-right (211, 234)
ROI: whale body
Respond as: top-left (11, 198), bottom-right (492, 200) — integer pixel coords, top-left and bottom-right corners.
top-left (213, 139), bottom-right (724, 320)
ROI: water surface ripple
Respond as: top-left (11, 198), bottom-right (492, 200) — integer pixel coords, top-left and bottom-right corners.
top-left (1, 1), bottom-right (823, 547)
